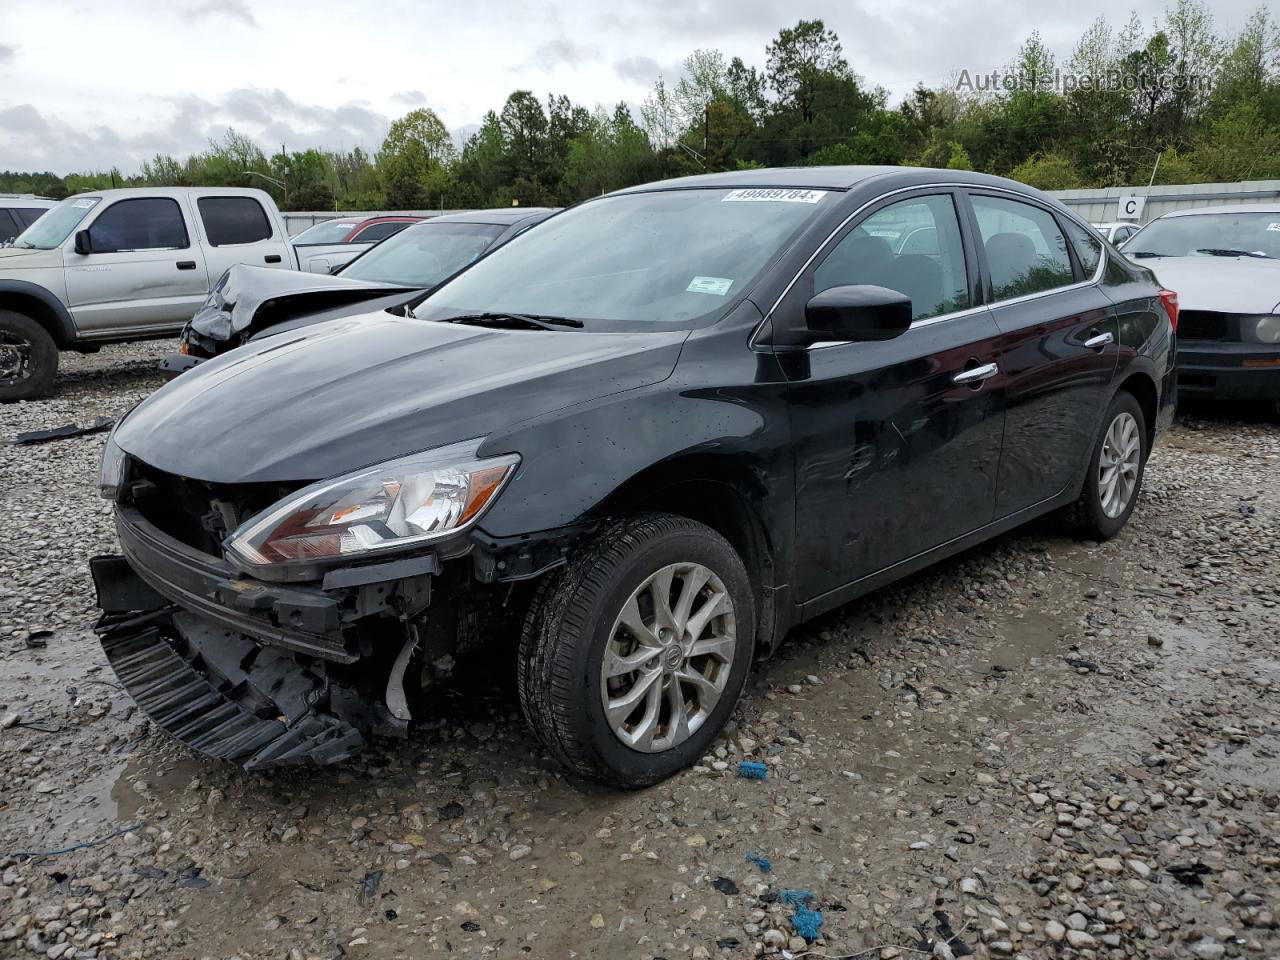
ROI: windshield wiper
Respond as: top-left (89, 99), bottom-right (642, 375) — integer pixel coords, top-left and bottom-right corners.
top-left (437, 312), bottom-right (584, 330)
top-left (1128, 251), bottom-right (1167, 258)
top-left (1195, 248), bottom-right (1272, 259)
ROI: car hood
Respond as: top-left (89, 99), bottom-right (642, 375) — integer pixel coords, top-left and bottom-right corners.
top-left (0, 246), bottom-right (61, 270)
top-left (116, 311), bottom-right (686, 484)
top-left (1131, 255), bottom-right (1280, 313)
top-left (190, 264), bottom-right (404, 341)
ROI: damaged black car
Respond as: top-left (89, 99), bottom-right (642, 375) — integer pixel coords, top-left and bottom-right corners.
top-left (161, 207), bottom-right (557, 377)
top-left (94, 167), bottom-right (1176, 787)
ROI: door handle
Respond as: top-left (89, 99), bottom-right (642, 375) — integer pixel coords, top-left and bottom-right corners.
top-left (176, 260), bottom-right (196, 270)
top-left (264, 254), bottom-right (282, 264)
top-left (953, 362), bottom-right (998, 385)
top-left (1084, 331), bottom-right (1114, 349)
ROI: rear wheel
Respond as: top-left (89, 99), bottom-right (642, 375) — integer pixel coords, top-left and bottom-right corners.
top-left (0, 310), bottom-right (57, 402)
top-left (1063, 391), bottom-right (1147, 540)
top-left (518, 514), bottom-right (755, 788)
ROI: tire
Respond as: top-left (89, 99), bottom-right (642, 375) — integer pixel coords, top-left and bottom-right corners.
top-left (518, 514), bottom-right (756, 788)
top-left (1062, 391), bottom-right (1148, 540)
top-left (0, 310), bottom-right (58, 402)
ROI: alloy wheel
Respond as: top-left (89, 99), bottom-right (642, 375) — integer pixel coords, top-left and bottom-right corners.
top-left (600, 562), bottom-right (737, 753)
top-left (1098, 411), bottom-right (1141, 519)
top-left (0, 330), bottom-right (34, 386)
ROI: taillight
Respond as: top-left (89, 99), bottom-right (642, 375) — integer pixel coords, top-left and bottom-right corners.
top-left (1159, 290), bottom-right (1179, 332)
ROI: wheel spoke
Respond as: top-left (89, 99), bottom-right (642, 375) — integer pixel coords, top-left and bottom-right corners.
top-left (606, 667), bottom-right (661, 729)
top-left (685, 589), bottom-right (731, 641)
top-left (648, 566), bottom-right (677, 631)
top-left (671, 565), bottom-right (709, 634)
top-left (625, 679), bottom-right (663, 750)
top-left (676, 666), bottom-right (720, 704)
top-left (603, 645), bottom-right (657, 679)
top-left (666, 679), bottom-right (691, 745)
top-left (687, 634), bottom-right (735, 662)
top-left (617, 596), bottom-right (661, 648)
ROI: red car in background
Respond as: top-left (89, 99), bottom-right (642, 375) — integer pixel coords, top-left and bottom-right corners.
top-left (292, 215), bottom-right (426, 273)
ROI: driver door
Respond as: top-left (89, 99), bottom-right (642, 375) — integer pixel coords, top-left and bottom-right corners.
top-left (772, 190), bottom-right (1004, 603)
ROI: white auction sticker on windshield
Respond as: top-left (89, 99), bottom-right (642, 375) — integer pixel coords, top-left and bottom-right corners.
top-left (1267, 222), bottom-right (1280, 231)
top-left (72, 198), bottom-right (100, 209)
top-left (687, 276), bottom-right (733, 296)
top-left (722, 188), bottom-right (826, 203)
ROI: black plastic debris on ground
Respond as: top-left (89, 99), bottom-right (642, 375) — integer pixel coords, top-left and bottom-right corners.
top-left (712, 876), bottom-right (739, 895)
top-left (13, 417), bottom-right (115, 445)
top-left (1168, 862), bottom-right (1212, 887)
top-left (25, 630), bottom-right (50, 649)
top-left (438, 800), bottom-right (464, 821)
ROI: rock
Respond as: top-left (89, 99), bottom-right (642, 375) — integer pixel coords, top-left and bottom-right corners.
top-left (589, 913), bottom-right (604, 929)
top-left (763, 929), bottom-right (787, 949)
top-left (1190, 940), bottom-right (1225, 960)
top-left (1093, 856), bottom-right (1124, 873)
top-left (508, 844), bottom-right (532, 861)
top-left (1066, 930), bottom-right (1097, 949)
top-left (1127, 858), bottom-right (1151, 879)
top-left (1044, 920), bottom-right (1066, 942)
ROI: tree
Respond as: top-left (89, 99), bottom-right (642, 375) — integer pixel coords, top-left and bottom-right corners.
top-left (766, 19), bottom-right (851, 123)
top-left (378, 108), bottom-right (455, 208)
top-left (1009, 152), bottom-right (1084, 189)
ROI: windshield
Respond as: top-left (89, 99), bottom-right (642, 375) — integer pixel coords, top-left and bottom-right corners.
top-left (12, 196), bottom-right (100, 249)
top-left (1125, 212), bottom-right (1280, 259)
top-left (292, 220), bottom-right (358, 244)
top-left (416, 187), bottom-right (831, 328)
top-left (340, 221), bottom-right (505, 286)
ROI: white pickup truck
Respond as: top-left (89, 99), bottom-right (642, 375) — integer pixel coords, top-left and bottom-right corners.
top-left (0, 186), bottom-right (298, 400)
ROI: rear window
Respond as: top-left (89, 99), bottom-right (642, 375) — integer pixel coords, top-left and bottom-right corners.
top-left (351, 221), bottom-right (412, 243)
top-left (0, 209), bottom-right (19, 242)
top-left (198, 196), bottom-right (272, 246)
top-left (293, 220), bottom-right (359, 244)
top-left (14, 207), bottom-right (48, 228)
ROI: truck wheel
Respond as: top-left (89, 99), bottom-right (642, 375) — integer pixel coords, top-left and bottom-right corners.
top-left (518, 514), bottom-right (755, 788)
top-left (0, 310), bottom-right (58, 402)
top-left (1062, 391), bottom-right (1147, 540)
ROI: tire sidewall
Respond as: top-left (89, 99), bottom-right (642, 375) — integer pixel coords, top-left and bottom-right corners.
top-left (0, 310), bottom-right (57, 402)
top-left (1083, 392), bottom-right (1147, 538)
top-left (569, 527), bottom-right (755, 785)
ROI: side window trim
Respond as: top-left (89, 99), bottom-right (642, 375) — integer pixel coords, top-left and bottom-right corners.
top-left (804, 187), bottom-right (980, 327)
top-left (85, 197), bottom-right (191, 253)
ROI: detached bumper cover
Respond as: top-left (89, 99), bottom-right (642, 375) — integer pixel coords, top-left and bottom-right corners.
top-left (158, 353), bottom-right (203, 381)
top-left (1177, 341), bottom-right (1280, 400)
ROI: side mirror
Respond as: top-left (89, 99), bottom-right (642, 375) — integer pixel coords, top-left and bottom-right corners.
top-left (73, 230), bottom-right (92, 255)
top-left (800, 284), bottom-right (913, 344)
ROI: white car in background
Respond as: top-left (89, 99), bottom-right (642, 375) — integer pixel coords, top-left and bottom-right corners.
top-left (1092, 221), bottom-right (1141, 246)
top-left (1121, 204), bottom-right (1280, 409)
top-left (0, 195), bottom-right (57, 245)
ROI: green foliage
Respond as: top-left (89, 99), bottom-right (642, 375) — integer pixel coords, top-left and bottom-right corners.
top-left (6, 7), bottom-right (1280, 207)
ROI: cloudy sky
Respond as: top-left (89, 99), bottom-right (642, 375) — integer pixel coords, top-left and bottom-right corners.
top-left (0, 0), bottom-right (1263, 174)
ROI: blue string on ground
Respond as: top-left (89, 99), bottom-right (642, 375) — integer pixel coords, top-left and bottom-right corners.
top-left (745, 850), bottom-right (772, 873)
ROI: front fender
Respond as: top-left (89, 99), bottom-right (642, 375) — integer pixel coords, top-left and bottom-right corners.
top-left (0, 279), bottom-right (77, 345)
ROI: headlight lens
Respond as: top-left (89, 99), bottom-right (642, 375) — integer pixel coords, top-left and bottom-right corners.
top-left (98, 427), bottom-right (127, 500)
top-left (225, 439), bottom-right (519, 571)
top-left (1244, 314), bottom-right (1280, 344)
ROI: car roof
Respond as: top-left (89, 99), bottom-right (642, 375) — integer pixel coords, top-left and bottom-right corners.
top-left (1161, 203), bottom-right (1280, 217)
top-left (612, 165), bottom-right (1037, 194)
top-left (425, 207), bottom-right (558, 225)
top-left (0, 196), bottom-right (58, 208)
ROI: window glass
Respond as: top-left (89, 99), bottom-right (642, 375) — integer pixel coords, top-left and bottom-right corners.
top-left (813, 194), bottom-right (970, 321)
top-left (88, 198), bottom-right (188, 252)
top-left (10, 196), bottom-right (99, 249)
top-left (198, 196), bottom-right (272, 245)
top-left (972, 195), bottom-right (1074, 300)
top-left (341, 221), bottom-right (504, 286)
top-left (419, 188), bottom-right (830, 327)
top-left (351, 221), bottom-right (411, 243)
top-left (1062, 219), bottom-right (1102, 275)
top-left (14, 208), bottom-right (47, 228)
top-left (1123, 211), bottom-right (1280, 259)
top-left (293, 220), bottom-right (359, 244)
top-left (0, 209), bottom-right (19, 242)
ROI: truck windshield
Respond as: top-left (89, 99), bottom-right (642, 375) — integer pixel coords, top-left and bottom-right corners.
top-left (12, 197), bottom-right (100, 249)
top-left (1125, 212), bottom-right (1280, 259)
top-left (292, 220), bottom-right (359, 244)
top-left (416, 187), bottom-right (831, 328)
top-left (340, 221), bottom-right (505, 287)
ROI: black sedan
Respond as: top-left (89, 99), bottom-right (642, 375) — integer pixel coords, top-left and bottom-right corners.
top-left (93, 166), bottom-right (1176, 786)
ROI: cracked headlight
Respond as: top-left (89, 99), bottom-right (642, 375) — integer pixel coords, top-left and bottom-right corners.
top-left (225, 439), bottom-right (519, 573)
top-left (1242, 314), bottom-right (1280, 344)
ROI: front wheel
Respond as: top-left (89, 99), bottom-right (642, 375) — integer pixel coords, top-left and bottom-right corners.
top-left (518, 514), bottom-right (755, 788)
top-left (1062, 391), bottom-right (1148, 540)
top-left (0, 310), bottom-right (58, 402)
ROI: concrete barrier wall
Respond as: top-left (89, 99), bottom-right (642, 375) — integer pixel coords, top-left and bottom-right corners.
top-left (1047, 180), bottom-right (1280, 225)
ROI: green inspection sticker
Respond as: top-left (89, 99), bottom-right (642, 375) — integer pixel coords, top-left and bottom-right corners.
top-left (687, 276), bottom-right (733, 296)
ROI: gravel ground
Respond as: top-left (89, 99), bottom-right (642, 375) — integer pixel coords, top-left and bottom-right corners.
top-left (0, 344), bottom-right (1276, 960)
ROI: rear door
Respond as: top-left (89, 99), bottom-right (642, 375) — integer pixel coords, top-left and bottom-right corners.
top-left (962, 192), bottom-right (1118, 516)
top-left (196, 194), bottom-right (293, 281)
top-left (63, 195), bottom-right (209, 335)
top-left (777, 189), bottom-right (1004, 602)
